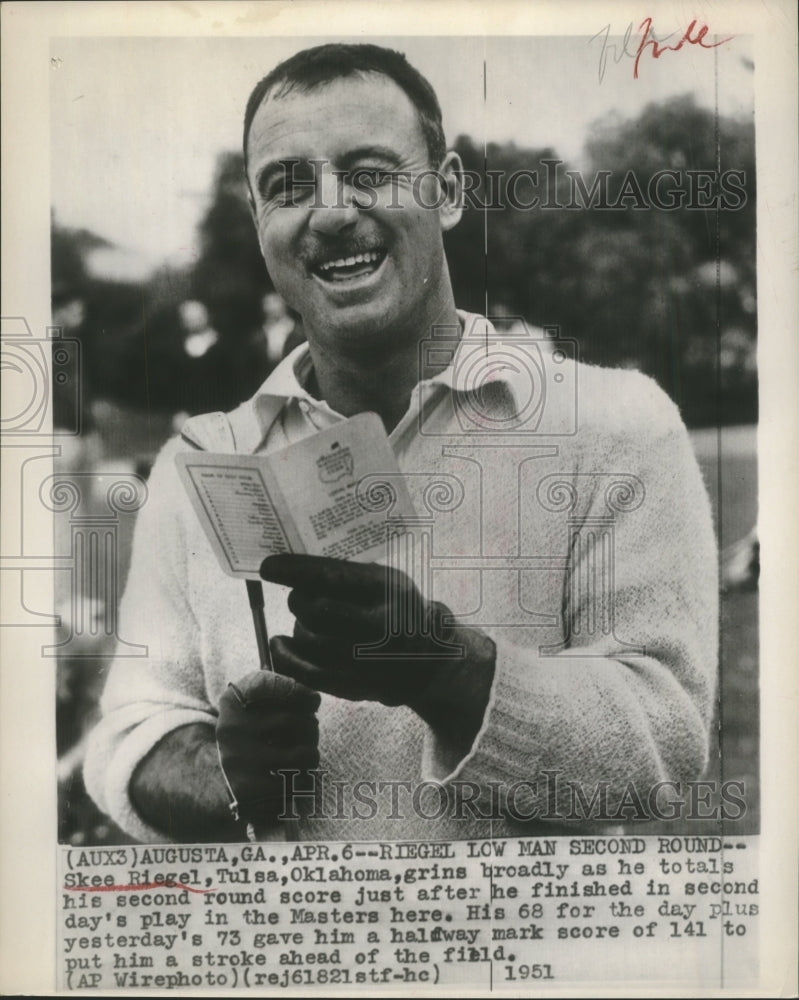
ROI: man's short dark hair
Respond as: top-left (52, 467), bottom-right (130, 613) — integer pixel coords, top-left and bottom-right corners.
top-left (243, 43), bottom-right (447, 172)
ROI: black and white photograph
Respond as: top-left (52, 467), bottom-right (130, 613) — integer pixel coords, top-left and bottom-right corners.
top-left (1, 1), bottom-right (796, 995)
top-left (50, 31), bottom-right (757, 844)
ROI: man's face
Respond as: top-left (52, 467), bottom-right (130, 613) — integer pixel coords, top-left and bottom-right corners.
top-left (246, 73), bottom-right (461, 351)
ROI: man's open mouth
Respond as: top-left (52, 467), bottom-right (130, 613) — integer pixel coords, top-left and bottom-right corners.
top-left (312, 249), bottom-right (387, 283)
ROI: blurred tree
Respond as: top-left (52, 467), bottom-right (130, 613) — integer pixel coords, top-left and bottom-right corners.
top-left (446, 136), bottom-right (580, 324)
top-left (191, 151), bottom-right (270, 342)
top-left (577, 94), bottom-right (756, 424)
top-left (187, 151), bottom-right (273, 408)
top-left (447, 95), bottom-right (756, 426)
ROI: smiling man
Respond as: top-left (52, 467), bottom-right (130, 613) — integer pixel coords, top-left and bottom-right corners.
top-left (243, 49), bottom-right (465, 430)
top-left (85, 43), bottom-right (718, 843)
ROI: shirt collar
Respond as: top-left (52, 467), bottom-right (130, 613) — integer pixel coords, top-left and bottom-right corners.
top-left (256, 341), bottom-right (317, 401)
top-left (245, 309), bottom-right (525, 448)
top-left (427, 311), bottom-right (502, 393)
top-left (256, 311), bottom-right (506, 393)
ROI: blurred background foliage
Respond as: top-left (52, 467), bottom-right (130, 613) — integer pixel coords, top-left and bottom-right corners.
top-left (51, 93), bottom-right (759, 843)
top-left (447, 95), bottom-right (756, 426)
top-left (52, 93), bottom-right (756, 446)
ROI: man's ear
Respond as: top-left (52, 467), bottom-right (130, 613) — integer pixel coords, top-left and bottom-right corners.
top-left (438, 151), bottom-right (464, 232)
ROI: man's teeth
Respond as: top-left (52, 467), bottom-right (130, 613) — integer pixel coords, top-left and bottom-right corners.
top-left (318, 251), bottom-right (382, 272)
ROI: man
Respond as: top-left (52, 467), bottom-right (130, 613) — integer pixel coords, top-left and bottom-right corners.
top-left (85, 43), bottom-right (717, 843)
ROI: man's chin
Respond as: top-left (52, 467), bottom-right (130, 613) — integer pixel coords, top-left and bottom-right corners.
top-left (307, 302), bottom-right (407, 353)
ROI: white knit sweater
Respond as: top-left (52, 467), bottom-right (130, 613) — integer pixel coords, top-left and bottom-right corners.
top-left (85, 333), bottom-right (718, 843)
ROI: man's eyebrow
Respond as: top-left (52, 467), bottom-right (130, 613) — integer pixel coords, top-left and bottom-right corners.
top-left (254, 146), bottom-right (406, 196)
top-left (337, 145), bottom-right (404, 169)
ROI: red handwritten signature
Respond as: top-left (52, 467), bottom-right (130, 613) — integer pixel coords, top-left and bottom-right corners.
top-left (64, 881), bottom-right (215, 893)
top-left (634, 17), bottom-right (734, 79)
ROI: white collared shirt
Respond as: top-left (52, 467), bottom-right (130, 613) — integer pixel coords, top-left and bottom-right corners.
top-left (86, 309), bottom-right (718, 843)
top-left (242, 310), bottom-right (550, 461)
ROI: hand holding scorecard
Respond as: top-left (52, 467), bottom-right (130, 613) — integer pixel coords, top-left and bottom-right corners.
top-left (260, 554), bottom-right (467, 707)
top-left (259, 553), bottom-right (497, 755)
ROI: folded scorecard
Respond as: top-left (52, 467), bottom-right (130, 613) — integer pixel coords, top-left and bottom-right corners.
top-left (175, 412), bottom-right (416, 579)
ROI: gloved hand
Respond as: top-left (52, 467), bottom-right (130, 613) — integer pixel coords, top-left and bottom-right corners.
top-left (215, 670), bottom-right (321, 827)
top-left (260, 554), bottom-right (495, 721)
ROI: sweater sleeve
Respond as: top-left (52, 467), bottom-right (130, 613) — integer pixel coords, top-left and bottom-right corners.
top-left (83, 438), bottom-right (216, 842)
top-left (423, 381), bottom-right (719, 822)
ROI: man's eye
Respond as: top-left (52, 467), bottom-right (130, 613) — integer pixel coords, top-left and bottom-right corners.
top-left (264, 163), bottom-right (316, 205)
top-left (265, 180), bottom-right (310, 205)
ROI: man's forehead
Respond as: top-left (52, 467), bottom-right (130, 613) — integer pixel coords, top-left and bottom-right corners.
top-left (246, 73), bottom-right (424, 161)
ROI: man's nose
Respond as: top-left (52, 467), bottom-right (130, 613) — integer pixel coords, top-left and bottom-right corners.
top-left (308, 167), bottom-right (359, 236)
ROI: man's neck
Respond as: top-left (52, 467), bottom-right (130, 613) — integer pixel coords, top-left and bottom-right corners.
top-left (305, 303), bottom-right (462, 434)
